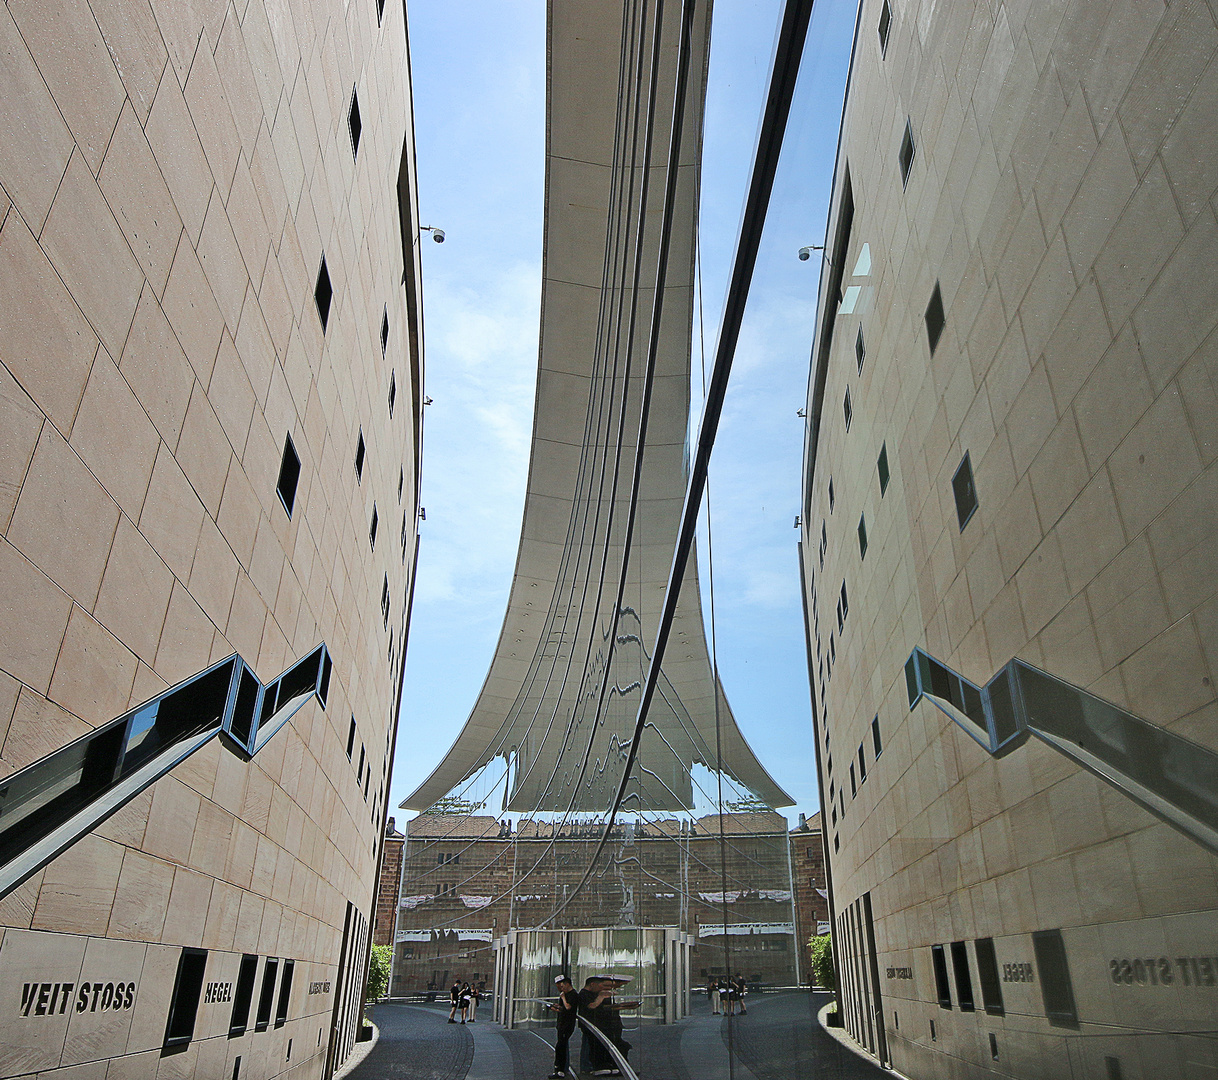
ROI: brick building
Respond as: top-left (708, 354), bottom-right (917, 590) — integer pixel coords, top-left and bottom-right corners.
top-left (373, 818), bottom-right (406, 947)
top-left (789, 812), bottom-right (829, 982)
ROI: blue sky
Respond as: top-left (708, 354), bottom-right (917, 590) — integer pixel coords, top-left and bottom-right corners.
top-left (390, 0), bottom-right (858, 826)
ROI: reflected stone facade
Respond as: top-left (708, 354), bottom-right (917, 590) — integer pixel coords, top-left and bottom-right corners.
top-left (0, 1), bottom-right (423, 1076)
top-left (389, 813), bottom-right (800, 1006)
top-left (800, 0), bottom-right (1218, 1077)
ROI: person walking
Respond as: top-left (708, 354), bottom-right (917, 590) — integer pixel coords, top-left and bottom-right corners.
top-left (458, 982), bottom-right (473, 1023)
top-left (468, 984), bottom-right (481, 1022)
top-left (708, 976), bottom-right (721, 1014)
top-left (548, 975), bottom-right (579, 1079)
top-left (734, 975), bottom-right (748, 1015)
top-left (447, 980), bottom-right (461, 1023)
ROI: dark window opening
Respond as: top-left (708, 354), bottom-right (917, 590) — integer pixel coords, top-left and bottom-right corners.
top-left (925, 281), bottom-right (946, 353)
top-left (932, 945), bottom-right (952, 1008)
top-left (858, 514), bottom-right (867, 558)
top-left (975, 938), bottom-right (1004, 1016)
top-left (990, 1033), bottom-right (999, 1060)
top-left (347, 717), bottom-right (356, 759)
top-left (879, 0), bottom-right (892, 55)
top-left (930, 1018), bottom-right (936, 1040)
top-left (275, 960), bottom-right (294, 1028)
top-left (376, 0), bottom-right (385, 23)
top-left (878, 442), bottom-right (890, 494)
top-left (355, 430), bottom-right (365, 481)
top-left (315, 257), bottom-right (332, 331)
top-left (836, 598), bottom-right (844, 633)
top-left (348, 87), bottom-right (362, 158)
top-left (402, 510), bottom-right (408, 550)
top-left (872, 716), bottom-right (882, 757)
top-left (1033, 929), bottom-right (1079, 1028)
top-left (820, 521), bottom-right (827, 568)
top-left (381, 307), bottom-right (389, 355)
top-left (398, 468), bottom-right (404, 503)
top-left (899, 119), bottom-right (916, 187)
top-left (388, 371), bottom-right (396, 417)
top-left (381, 575), bottom-right (390, 627)
top-left (164, 948), bottom-right (208, 1052)
top-left (840, 580), bottom-right (848, 620)
top-left (834, 834), bottom-right (839, 852)
top-left (233, 1056), bottom-right (242, 1080)
top-left (951, 941), bottom-right (976, 1011)
top-left (849, 763), bottom-right (856, 797)
top-left (255, 958), bottom-right (278, 1032)
top-left (855, 326), bottom-right (865, 373)
top-left (370, 505), bottom-right (378, 550)
top-left (358, 743), bottom-right (365, 780)
top-left (828, 478), bottom-right (835, 511)
top-left (229, 954), bottom-right (259, 1037)
top-left (858, 743), bottom-right (867, 782)
top-left (843, 387), bottom-right (852, 431)
top-left (1106, 1057), bottom-right (1123, 1080)
top-left (952, 451), bottom-right (978, 530)
top-left (276, 434), bottom-right (300, 517)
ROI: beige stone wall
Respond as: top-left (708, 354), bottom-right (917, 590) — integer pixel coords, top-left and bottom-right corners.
top-left (0, 0), bottom-right (422, 1075)
top-left (802, 0), bottom-right (1218, 1076)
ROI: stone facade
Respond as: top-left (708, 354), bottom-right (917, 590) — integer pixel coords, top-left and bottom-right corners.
top-left (789, 813), bottom-right (829, 982)
top-left (0, 0), bottom-right (423, 1076)
top-left (373, 819), bottom-right (404, 947)
top-left (800, 1), bottom-right (1218, 1078)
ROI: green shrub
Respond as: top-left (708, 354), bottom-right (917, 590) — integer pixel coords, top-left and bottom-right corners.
top-left (366, 944), bottom-right (393, 1002)
top-left (808, 933), bottom-right (835, 991)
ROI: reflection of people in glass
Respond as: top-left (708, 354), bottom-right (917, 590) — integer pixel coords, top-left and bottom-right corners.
top-left (547, 975), bottom-right (579, 1078)
top-left (579, 976), bottom-right (639, 1075)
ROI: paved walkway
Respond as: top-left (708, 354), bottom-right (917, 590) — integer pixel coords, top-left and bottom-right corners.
top-left (348, 993), bottom-right (887, 1080)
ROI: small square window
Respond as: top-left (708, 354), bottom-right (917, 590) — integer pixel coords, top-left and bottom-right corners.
top-left (348, 86), bottom-right (362, 158)
top-left (899, 119), bottom-right (916, 187)
top-left (858, 514), bottom-right (867, 558)
top-left (388, 371), bottom-right (396, 417)
top-left (872, 715), bottom-right (882, 757)
top-left (879, 0), bottom-right (892, 55)
top-left (276, 434), bottom-right (300, 517)
top-left (843, 387), bottom-right (852, 431)
top-left (926, 281), bottom-right (946, 353)
top-left (381, 308), bottom-right (389, 355)
top-left (855, 326), bottom-right (865, 373)
top-left (828, 478), bottom-right (835, 511)
top-left (370, 505), bottom-right (378, 550)
top-left (315, 256), bottom-right (332, 331)
top-left (952, 451), bottom-right (978, 530)
top-left (355, 430), bottom-right (366, 482)
top-left (878, 442), bottom-right (890, 494)
top-left (381, 574), bottom-right (390, 627)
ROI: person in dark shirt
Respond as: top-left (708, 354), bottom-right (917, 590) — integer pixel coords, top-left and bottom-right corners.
top-left (548, 975), bottom-right (579, 1078)
top-left (578, 977), bottom-right (612, 1073)
top-left (447, 980), bottom-right (461, 1023)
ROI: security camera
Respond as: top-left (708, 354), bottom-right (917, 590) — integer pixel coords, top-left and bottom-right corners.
top-left (431, 229), bottom-right (445, 244)
top-left (798, 244), bottom-right (824, 261)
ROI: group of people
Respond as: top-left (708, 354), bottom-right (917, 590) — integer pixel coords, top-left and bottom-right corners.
top-left (548, 974), bottom-right (639, 1078)
top-left (446, 981), bottom-right (483, 1024)
top-left (706, 975), bottom-right (748, 1016)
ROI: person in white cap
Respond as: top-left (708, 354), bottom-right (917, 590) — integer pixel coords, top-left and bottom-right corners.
top-left (547, 975), bottom-right (579, 1078)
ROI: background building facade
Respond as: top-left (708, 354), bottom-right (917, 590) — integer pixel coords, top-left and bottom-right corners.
top-left (0, 0), bottom-right (423, 1076)
top-left (801, 0), bottom-right (1218, 1077)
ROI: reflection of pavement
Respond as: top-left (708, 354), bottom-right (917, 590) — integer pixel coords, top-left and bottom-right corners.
top-left (347, 1004), bottom-right (473, 1080)
top-left (354, 993), bottom-right (887, 1080)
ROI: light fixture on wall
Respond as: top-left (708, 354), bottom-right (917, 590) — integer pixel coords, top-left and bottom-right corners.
top-left (798, 244), bottom-right (824, 261)
top-left (420, 225), bottom-right (445, 243)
